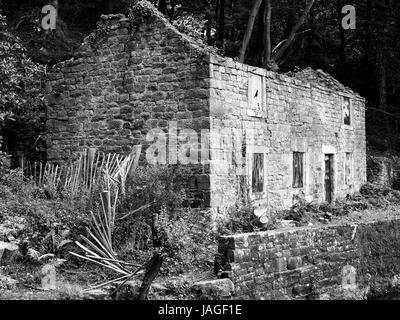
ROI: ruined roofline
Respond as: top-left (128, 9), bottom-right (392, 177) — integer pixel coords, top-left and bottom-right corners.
top-left (50, 0), bottom-right (365, 102)
top-left (128, 0), bottom-right (216, 55)
top-left (209, 55), bottom-right (365, 101)
top-left (51, 0), bottom-right (216, 70)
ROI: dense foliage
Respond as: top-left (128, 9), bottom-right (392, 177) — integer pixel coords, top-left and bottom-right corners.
top-left (0, 5), bottom-right (45, 162)
top-left (115, 165), bottom-right (216, 275)
top-left (0, 8), bottom-right (44, 113)
top-left (0, 0), bottom-right (399, 155)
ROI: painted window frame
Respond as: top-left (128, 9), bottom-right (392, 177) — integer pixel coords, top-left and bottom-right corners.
top-left (293, 152), bottom-right (304, 188)
top-left (248, 72), bottom-right (266, 112)
top-left (342, 96), bottom-right (352, 126)
top-left (344, 152), bottom-right (353, 186)
top-left (247, 146), bottom-right (269, 199)
top-left (251, 153), bottom-right (264, 193)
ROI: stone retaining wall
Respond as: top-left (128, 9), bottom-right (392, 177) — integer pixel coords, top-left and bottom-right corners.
top-left (215, 218), bottom-right (400, 299)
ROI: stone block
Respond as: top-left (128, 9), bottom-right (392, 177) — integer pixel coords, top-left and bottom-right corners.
top-left (0, 241), bottom-right (19, 264)
top-left (0, 274), bottom-right (18, 290)
top-left (108, 120), bottom-right (123, 130)
top-left (287, 257), bottom-right (302, 270)
top-left (193, 279), bottom-right (235, 299)
top-left (274, 258), bottom-right (287, 272)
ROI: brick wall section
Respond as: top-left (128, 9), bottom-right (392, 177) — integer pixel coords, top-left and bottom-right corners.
top-left (216, 218), bottom-right (400, 299)
top-left (208, 55), bottom-right (366, 218)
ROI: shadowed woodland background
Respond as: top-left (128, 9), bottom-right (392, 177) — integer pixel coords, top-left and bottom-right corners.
top-left (1, 0), bottom-right (400, 161)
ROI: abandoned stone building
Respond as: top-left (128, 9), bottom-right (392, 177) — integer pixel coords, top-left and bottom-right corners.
top-left (45, 1), bottom-right (367, 220)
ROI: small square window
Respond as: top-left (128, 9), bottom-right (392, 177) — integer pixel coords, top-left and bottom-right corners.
top-left (293, 152), bottom-right (304, 188)
top-left (343, 97), bottom-right (351, 125)
top-left (252, 153), bottom-right (264, 193)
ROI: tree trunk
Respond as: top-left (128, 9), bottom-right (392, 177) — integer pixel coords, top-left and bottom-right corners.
top-left (336, 0), bottom-right (346, 63)
top-left (169, 0), bottom-right (177, 21)
top-left (52, 0), bottom-right (58, 19)
top-left (306, 1), bottom-right (314, 65)
top-left (378, 49), bottom-right (387, 110)
top-left (376, 0), bottom-right (389, 110)
top-left (363, 0), bottom-right (372, 64)
top-left (158, 0), bottom-right (167, 15)
top-left (263, 0), bottom-right (272, 67)
top-left (216, 0), bottom-right (226, 48)
top-left (239, 0), bottom-right (263, 63)
top-left (254, 1), bottom-right (266, 60)
top-left (205, 0), bottom-right (213, 45)
top-left (137, 253), bottom-right (164, 300)
top-left (273, 0), bottom-right (316, 63)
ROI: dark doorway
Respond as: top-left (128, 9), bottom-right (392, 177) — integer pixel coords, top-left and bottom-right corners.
top-left (324, 154), bottom-right (334, 203)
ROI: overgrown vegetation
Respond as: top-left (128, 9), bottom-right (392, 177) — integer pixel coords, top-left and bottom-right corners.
top-left (115, 165), bottom-right (216, 276)
top-left (0, 150), bottom-right (216, 299)
top-left (280, 183), bottom-right (400, 226)
top-left (217, 181), bottom-right (400, 236)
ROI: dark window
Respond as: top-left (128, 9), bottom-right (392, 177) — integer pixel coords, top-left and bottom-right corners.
top-left (252, 153), bottom-right (264, 193)
top-left (293, 152), bottom-right (304, 188)
top-left (325, 154), bottom-right (334, 203)
top-left (345, 152), bottom-right (352, 185)
top-left (343, 97), bottom-right (351, 125)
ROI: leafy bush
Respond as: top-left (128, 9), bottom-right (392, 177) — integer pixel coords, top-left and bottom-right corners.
top-left (0, 149), bottom-right (11, 175)
top-left (0, 8), bottom-right (46, 163)
top-left (217, 202), bottom-right (263, 235)
top-left (0, 167), bottom-right (90, 257)
top-left (114, 165), bottom-right (191, 249)
top-left (154, 207), bottom-right (216, 275)
top-left (0, 10), bottom-right (44, 116)
top-left (114, 165), bottom-right (216, 276)
top-left (216, 177), bottom-right (269, 235)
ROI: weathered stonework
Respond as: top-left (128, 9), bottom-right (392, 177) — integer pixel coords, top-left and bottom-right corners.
top-left (367, 155), bottom-right (400, 189)
top-left (208, 56), bottom-right (366, 219)
top-left (45, 1), bottom-right (367, 219)
top-left (215, 218), bottom-right (400, 299)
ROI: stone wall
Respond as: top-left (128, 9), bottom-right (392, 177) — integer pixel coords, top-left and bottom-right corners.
top-left (45, 1), bottom-right (367, 216)
top-left (208, 55), bottom-right (366, 219)
top-left (367, 155), bottom-right (400, 190)
top-left (46, 3), bottom-right (209, 161)
top-left (45, 1), bottom-right (212, 205)
top-left (215, 218), bottom-right (400, 300)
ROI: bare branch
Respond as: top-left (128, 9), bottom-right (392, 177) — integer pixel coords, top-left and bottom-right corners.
top-left (273, 0), bottom-right (316, 63)
top-left (272, 29), bottom-right (311, 54)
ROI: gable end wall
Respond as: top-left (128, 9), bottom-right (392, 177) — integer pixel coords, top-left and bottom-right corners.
top-left (45, 4), bottom-right (212, 206)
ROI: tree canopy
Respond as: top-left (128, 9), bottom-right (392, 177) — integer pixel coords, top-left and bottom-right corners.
top-left (1, 0), bottom-right (400, 153)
